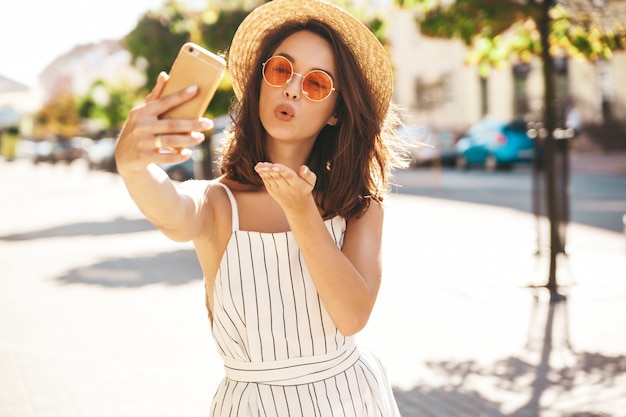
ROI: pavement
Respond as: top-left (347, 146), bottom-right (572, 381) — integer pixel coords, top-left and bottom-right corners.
top-left (1, 155), bottom-right (625, 417)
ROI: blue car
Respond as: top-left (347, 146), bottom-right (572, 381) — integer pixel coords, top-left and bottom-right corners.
top-left (455, 117), bottom-right (534, 170)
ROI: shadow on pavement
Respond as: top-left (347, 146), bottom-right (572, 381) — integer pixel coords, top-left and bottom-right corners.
top-left (393, 386), bottom-right (507, 417)
top-left (56, 249), bottom-right (203, 287)
top-left (0, 217), bottom-right (155, 241)
top-left (393, 296), bottom-right (626, 417)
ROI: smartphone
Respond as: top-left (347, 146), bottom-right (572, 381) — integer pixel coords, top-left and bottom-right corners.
top-left (158, 42), bottom-right (226, 120)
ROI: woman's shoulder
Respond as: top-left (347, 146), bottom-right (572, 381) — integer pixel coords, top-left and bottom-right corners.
top-left (175, 178), bottom-right (232, 213)
top-left (191, 177), bottom-right (264, 213)
top-left (346, 198), bottom-right (384, 228)
top-left (176, 178), bottom-right (211, 194)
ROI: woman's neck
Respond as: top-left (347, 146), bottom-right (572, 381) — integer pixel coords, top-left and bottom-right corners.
top-left (264, 135), bottom-right (316, 171)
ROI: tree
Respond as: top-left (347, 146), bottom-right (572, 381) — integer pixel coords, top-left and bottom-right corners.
top-left (79, 80), bottom-right (139, 135)
top-left (34, 93), bottom-right (82, 139)
top-left (124, 2), bottom-right (192, 89)
top-left (198, 7), bottom-right (252, 116)
top-left (123, 1), bottom-right (263, 118)
top-left (395, 0), bottom-right (625, 301)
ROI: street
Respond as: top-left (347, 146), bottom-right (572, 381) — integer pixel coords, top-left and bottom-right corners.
top-left (1, 157), bottom-right (625, 417)
top-left (392, 156), bottom-right (626, 233)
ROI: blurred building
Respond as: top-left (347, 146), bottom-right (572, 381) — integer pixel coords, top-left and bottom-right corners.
top-left (0, 75), bottom-right (40, 135)
top-left (39, 40), bottom-right (146, 103)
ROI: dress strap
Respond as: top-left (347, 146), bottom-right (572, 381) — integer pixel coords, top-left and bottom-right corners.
top-left (211, 181), bottom-right (239, 232)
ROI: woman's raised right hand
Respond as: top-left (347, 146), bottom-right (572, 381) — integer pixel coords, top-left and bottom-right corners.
top-left (114, 72), bottom-right (214, 175)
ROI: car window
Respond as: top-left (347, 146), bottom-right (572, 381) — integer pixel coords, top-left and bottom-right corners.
top-left (469, 120), bottom-right (501, 136)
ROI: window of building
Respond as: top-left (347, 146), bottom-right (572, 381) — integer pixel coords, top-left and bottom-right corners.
top-left (513, 63), bottom-right (531, 118)
top-left (414, 73), bottom-right (454, 111)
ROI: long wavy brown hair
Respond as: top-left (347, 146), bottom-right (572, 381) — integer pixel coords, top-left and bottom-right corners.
top-left (220, 19), bottom-right (406, 220)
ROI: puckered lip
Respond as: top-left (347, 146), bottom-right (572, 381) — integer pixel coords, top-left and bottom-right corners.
top-left (274, 103), bottom-right (295, 121)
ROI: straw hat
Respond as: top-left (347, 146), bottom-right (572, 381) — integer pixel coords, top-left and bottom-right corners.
top-left (228, 0), bottom-right (393, 123)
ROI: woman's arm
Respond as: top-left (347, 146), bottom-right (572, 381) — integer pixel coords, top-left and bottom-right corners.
top-left (255, 163), bottom-right (383, 336)
top-left (115, 72), bottom-right (213, 241)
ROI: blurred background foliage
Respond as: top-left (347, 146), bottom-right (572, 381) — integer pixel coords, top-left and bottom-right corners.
top-left (35, 94), bottom-right (82, 139)
top-left (405, 0), bottom-right (625, 77)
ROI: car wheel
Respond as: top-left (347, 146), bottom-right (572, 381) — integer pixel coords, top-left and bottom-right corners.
top-left (485, 155), bottom-right (497, 171)
top-left (455, 155), bottom-right (467, 170)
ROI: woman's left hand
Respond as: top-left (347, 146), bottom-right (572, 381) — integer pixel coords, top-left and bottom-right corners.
top-left (254, 162), bottom-right (317, 212)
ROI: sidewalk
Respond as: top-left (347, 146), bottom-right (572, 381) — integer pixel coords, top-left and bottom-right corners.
top-left (1, 158), bottom-right (625, 417)
top-left (569, 150), bottom-right (626, 175)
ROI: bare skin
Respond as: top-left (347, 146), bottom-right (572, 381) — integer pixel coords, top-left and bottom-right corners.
top-left (115, 30), bottom-right (383, 336)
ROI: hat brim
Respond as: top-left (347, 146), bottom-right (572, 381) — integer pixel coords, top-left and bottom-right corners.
top-left (228, 0), bottom-right (393, 122)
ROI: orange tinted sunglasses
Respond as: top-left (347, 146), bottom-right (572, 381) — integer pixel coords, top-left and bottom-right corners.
top-left (262, 55), bottom-right (337, 101)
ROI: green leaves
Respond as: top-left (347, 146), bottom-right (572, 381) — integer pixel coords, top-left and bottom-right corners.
top-left (549, 5), bottom-right (626, 60)
top-left (398, 0), bottom-right (625, 75)
top-left (78, 80), bottom-right (138, 132)
top-left (124, 8), bottom-right (191, 88)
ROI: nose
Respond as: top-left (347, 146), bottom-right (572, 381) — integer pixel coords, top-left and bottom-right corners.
top-left (283, 72), bottom-right (303, 100)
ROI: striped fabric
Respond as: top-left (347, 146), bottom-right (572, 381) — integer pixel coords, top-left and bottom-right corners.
top-left (209, 182), bottom-right (401, 417)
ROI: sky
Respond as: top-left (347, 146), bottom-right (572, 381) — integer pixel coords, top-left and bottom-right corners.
top-left (0, 0), bottom-right (169, 88)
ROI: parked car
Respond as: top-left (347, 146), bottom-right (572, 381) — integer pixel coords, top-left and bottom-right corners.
top-left (398, 125), bottom-right (457, 167)
top-left (158, 114), bottom-right (234, 181)
top-left (82, 135), bottom-right (199, 180)
top-left (436, 128), bottom-right (458, 166)
top-left (159, 149), bottom-right (199, 182)
top-left (455, 117), bottom-right (534, 170)
top-left (82, 137), bottom-right (117, 172)
top-left (33, 137), bottom-right (84, 164)
top-left (33, 141), bottom-right (55, 164)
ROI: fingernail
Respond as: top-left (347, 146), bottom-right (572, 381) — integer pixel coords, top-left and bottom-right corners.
top-left (199, 118), bottom-right (213, 130)
top-left (185, 85), bottom-right (198, 94)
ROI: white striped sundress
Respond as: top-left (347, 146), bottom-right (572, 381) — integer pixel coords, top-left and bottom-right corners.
top-left (208, 181), bottom-right (401, 417)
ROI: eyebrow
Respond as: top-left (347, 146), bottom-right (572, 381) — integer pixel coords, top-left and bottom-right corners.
top-left (276, 52), bottom-right (337, 81)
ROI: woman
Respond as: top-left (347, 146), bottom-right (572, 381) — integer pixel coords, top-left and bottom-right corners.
top-left (115, 0), bottom-right (405, 415)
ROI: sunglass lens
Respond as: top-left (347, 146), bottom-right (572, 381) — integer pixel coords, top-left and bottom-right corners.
top-left (303, 71), bottom-right (333, 101)
top-left (264, 57), bottom-right (292, 86)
